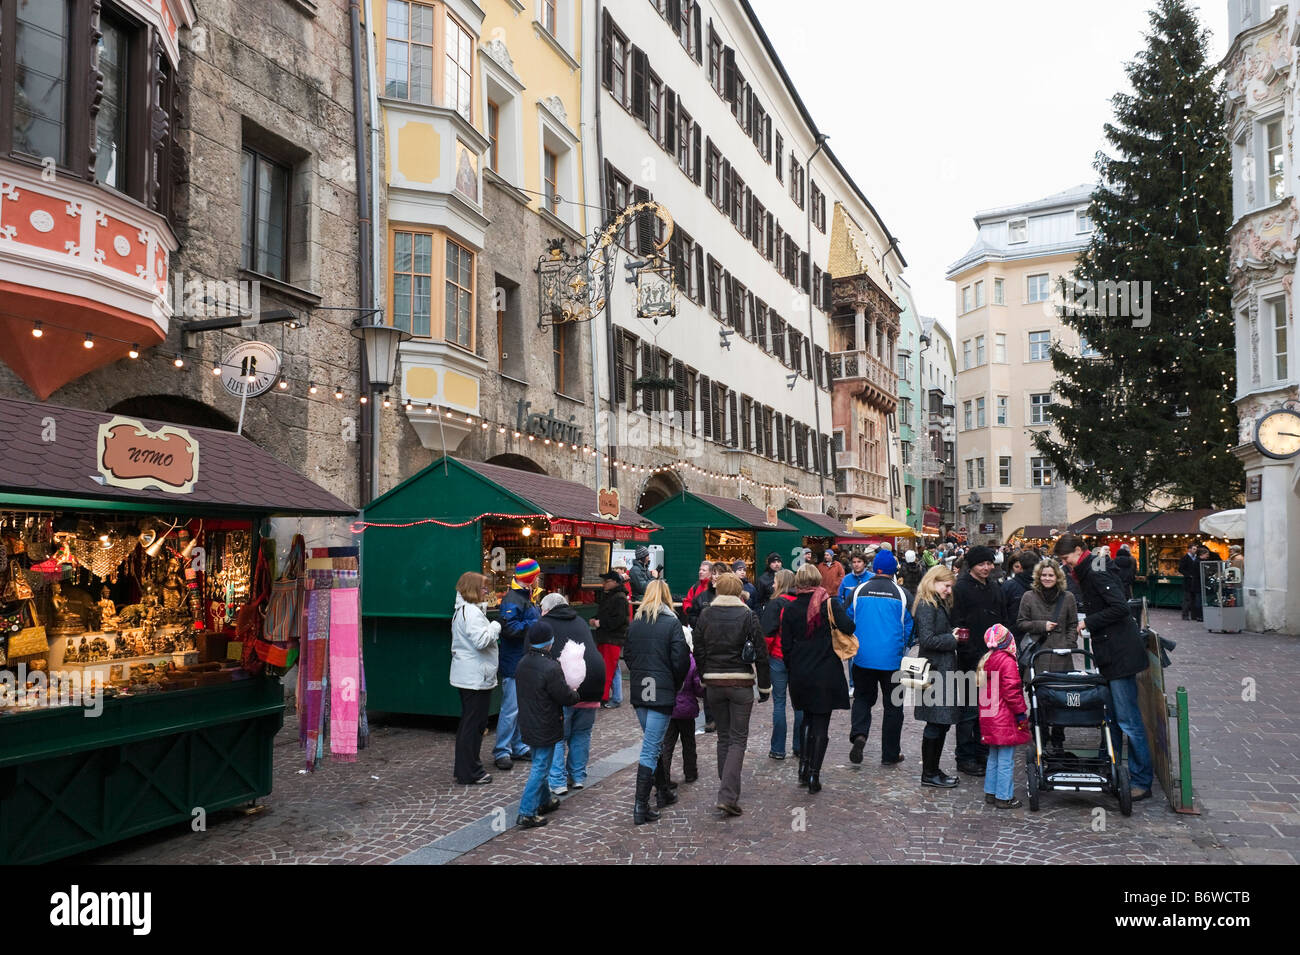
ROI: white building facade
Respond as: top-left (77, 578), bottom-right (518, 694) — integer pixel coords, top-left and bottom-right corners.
top-left (1225, 0), bottom-right (1300, 634)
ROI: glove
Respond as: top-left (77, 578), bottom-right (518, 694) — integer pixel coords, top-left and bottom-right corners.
top-left (757, 690), bottom-right (771, 704)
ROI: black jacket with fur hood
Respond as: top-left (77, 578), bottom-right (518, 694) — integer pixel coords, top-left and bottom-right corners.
top-left (693, 595), bottom-right (771, 692)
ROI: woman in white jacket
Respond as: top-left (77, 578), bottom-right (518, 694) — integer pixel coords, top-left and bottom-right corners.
top-left (451, 572), bottom-right (501, 784)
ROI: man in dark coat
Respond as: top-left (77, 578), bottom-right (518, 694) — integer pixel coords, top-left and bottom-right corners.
top-left (514, 621), bottom-right (581, 828)
top-left (732, 559), bottom-right (759, 609)
top-left (1112, 545), bottom-right (1137, 599)
top-left (1054, 535), bottom-right (1153, 801)
top-left (950, 544), bottom-right (1007, 775)
top-left (1178, 543), bottom-right (1200, 620)
top-left (591, 571), bottom-right (629, 707)
top-left (756, 552), bottom-right (784, 610)
top-left (628, 545), bottom-right (656, 599)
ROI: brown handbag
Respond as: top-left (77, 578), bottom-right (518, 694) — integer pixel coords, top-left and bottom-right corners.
top-left (823, 592), bottom-right (859, 661)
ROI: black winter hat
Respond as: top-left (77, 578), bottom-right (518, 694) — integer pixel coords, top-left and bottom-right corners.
top-left (966, 545), bottom-right (997, 568)
top-left (766, 552), bottom-right (782, 568)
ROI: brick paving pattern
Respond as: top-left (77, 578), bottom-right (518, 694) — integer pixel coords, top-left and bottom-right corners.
top-left (84, 611), bottom-right (1298, 864)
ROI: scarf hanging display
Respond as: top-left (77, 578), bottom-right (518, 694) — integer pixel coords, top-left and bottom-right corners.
top-left (328, 586), bottom-right (360, 761)
top-left (298, 577), bottom-right (331, 772)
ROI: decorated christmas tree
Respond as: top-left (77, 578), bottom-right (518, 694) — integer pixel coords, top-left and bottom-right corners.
top-left (1034, 0), bottom-right (1243, 511)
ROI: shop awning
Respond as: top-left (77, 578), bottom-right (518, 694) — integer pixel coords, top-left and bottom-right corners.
top-left (0, 396), bottom-right (353, 516)
top-left (460, 458), bottom-right (658, 536)
top-left (1011, 525), bottom-right (1061, 541)
top-left (1070, 511), bottom-right (1158, 536)
top-left (1129, 509), bottom-right (1215, 537)
top-left (1199, 508), bottom-right (1245, 540)
top-left (850, 514), bottom-right (917, 537)
top-left (664, 492), bottom-right (797, 531)
top-left (779, 508), bottom-right (849, 537)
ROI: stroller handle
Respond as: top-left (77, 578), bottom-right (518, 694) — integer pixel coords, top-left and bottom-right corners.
top-left (1025, 644), bottom-right (1095, 667)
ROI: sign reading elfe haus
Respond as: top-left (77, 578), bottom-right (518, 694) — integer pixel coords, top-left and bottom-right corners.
top-left (97, 416), bottom-right (200, 494)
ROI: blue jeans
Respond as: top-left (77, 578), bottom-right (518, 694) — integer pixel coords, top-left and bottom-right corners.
top-left (769, 657), bottom-right (804, 756)
top-left (548, 706), bottom-right (598, 788)
top-left (610, 660), bottom-right (623, 704)
top-left (1105, 674), bottom-right (1153, 789)
top-left (493, 678), bottom-right (530, 760)
top-left (984, 744), bottom-right (1017, 800)
top-left (518, 742), bottom-right (557, 817)
top-left (635, 706), bottom-right (671, 770)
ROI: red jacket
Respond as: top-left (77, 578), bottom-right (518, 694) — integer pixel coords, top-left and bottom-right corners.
top-left (979, 649), bottom-right (1030, 746)
top-left (683, 580), bottom-right (710, 617)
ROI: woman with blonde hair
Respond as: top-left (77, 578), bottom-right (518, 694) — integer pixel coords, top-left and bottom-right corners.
top-left (450, 571), bottom-right (500, 785)
top-left (1016, 557), bottom-right (1079, 753)
top-left (780, 562), bottom-right (853, 793)
top-left (624, 579), bottom-right (689, 824)
top-left (911, 564), bottom-right (960, 788)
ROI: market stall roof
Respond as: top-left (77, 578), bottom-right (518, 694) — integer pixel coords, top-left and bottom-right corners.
top-left (691, 492), bottom-right (797, 531)
top-left (1011, 525), bottom-right (1061, 541)
top-left (0, 395), bottom-right (353, 516)
top-left (779, 508), bottom-right (849, 537)
top-left (461, 459), bottom-right (658, 531)
top-left (643, 491), bottom-right (796, 531)
top-left (1069, 511), bottom-right (1158, 536)
top-left (851, 514), bottom-right (917, 537)
top-left (1199, 508), bottom-right (1245, 540)
top-left (1129, 508), bottom-right (1216, 536)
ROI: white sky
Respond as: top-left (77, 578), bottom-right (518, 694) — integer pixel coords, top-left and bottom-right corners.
top-left (748, 0), bottom-right (1229, 335)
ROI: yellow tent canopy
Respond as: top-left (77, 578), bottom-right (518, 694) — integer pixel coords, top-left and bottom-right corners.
top-left (850, 514), bottom-right (918, 538)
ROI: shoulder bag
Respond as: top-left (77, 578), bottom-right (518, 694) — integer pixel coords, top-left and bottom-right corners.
top-left (825, 593), bottom-right (859, 661)
top-left (898, 601), bottom-right (934, 689)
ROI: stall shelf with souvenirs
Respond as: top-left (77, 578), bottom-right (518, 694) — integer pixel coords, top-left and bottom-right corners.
top-left (641, 492), bottom-right (797, 597)
top-left (0, 397), bottom-right (354, 864)
top-left (357, 457), bottom-right (657, 717)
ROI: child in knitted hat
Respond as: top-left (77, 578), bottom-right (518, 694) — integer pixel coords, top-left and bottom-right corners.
top-left (977, 623), bottom-right (1030, 809)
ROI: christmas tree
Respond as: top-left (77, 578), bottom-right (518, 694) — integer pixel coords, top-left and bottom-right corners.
top-left (1033, 0), bottom-right (1243, 511)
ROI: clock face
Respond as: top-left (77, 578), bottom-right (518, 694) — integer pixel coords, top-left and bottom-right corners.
top-left (1255, 409), bottom-right (1300, 460)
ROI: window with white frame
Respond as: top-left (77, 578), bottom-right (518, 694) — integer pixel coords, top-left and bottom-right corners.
top-left (1080, 335), bottom-right (1101, 358)
top-left (976, 396), bottom-right (986, 428)
top-left (1028, 330), bottom-right (1051, 361)
top-left (965, 459), bottom-right (975, 489)
top-left (1076, 208), bottom-right (1093, 233)
top-left (539, 105), bottom-right (579, 229)
top-left (993, 277), bottom-right (1004, 305)
top-left (962, 285), bottom-right (971, 313)
top-left (443, 11), bottom-right (474, 120)
top-left (1031, 456), bottom-right (1053, 488)
top-left (1266, 116), bottom-right (1286, 203)
top-left (976, 457), bottom-right (986, 488)
top-left (963, 400), bottom-right (972, 430)
top-left (962, 339), bottom-right (972, 369)
top-left (996, 395), bottom-right (1007, 426)
top-left (994, 332), bottom-right (1006, 363)
top-left (1029, 392), bottom-right (1052, 424)
top-left (1270, 296), bottom-right (1289, 380)
top-left (483, 64), bottom-right (524, 188)
top-left (1027, 273), bottom-right (1050, 303)
top-left (975, 335), bottom-right (985, 365)
top-left (1008, 217), bottom-right (1028, 243)
top-left (975, 281), bottom-right (985, 308)
top-left (999, 455), bottom-right (1011, 487)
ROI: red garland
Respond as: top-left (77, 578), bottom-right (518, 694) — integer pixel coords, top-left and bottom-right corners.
top-left (350, 512), bottom-right (548, 533)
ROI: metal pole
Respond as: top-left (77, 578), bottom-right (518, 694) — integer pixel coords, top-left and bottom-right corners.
top-left (806, 135), bottom-right (828, 506)
top-left (349, 0), bottom-right (374, 504)
top-left (1176, 685), bottom-right (1196, 813)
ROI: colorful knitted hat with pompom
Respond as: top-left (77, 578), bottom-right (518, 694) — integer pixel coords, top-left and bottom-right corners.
top-left (514, 558), bottom-right (541, 583)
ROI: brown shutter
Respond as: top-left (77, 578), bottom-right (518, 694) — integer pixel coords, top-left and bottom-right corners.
top-left (631, 48), bottom-right (647, 119)
top-left (700, 375), bottom-right (712, 439)
top-left (634, 186), bottom-right (653, 254)
top-left (822, 271), bottom-right (833, 311)
top-left (756, 300), bottom-right (767, 351)
top-left (693, 6), bottom-right (703, 63)
top-left (693, 246), bottom-right (705, 304)
top-left (728, 392), bottom-right (738, 447)
top-left (775, 413), bottom-right (786, 461)
top-left (663, 89), bottom-right (677, 152)
top-left (723, 48), bottom-right (737, 101)
top-left (692, 125), bottom-right (702, 184)
top-left (639, 342), bottom-right (653, 410)
top-left (804, 338), bottom-right (813, 376)
top-left (602, 11), bottom-right (613, 90)
top-left (674, 359), bottom-right (687, 419)
top-left (704, 137), bottom-right (714, 200)
top-left (613, 328), bottom-right (627, 404)
top-left (723, 272), bottom-right (735, 328)
top-left (721, 158), bottom-right (731, 212)
top-left (667, 0), bottom-right (682, 31)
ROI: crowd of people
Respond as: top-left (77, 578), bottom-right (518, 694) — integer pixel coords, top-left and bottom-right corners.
top-left (448, 535), bottom-right (1160, 828)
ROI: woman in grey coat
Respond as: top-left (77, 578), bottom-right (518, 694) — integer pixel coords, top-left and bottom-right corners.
top-left (911, 565), bottom-right (960, 789)
top-left (1017, 558), bottom-right (1079, 753)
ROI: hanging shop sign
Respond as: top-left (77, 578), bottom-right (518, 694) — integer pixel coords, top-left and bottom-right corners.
top-left (96, 416), bottom-right (200, 494)
top-left (516, 400), bottom-right (583, 445)
top-left (221, 341), bottom-right (282, 399)
top-left (598, 487), bottom-right (621, 520)
top-left (636, 264), bottom-right (677, 321)
top-left (1246, 475), bottom-right (1262, 502)
top-left (765, 506), bottom-right (779, 527)
top-left (1096, 518), bottom-right (1114, 532)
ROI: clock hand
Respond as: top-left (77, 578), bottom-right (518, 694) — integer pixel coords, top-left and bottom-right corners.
top-left (1278, 431), bottom-right (1300, 438)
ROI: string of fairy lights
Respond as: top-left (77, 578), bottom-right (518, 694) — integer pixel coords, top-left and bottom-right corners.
top-left (1, 308), bottom-right (826, 505)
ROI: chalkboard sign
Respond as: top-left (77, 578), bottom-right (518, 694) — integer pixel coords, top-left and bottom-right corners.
top-left (581, 540), bottom-right (612, 588)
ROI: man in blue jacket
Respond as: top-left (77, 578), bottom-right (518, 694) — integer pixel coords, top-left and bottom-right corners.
top-left (837, 552), bottom-right (872, 605)
top-left (844, 550), bottom-right (914, 765)
top-left (493, 558), bottom-right (542, 770)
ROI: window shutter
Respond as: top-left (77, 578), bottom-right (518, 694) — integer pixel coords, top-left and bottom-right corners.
top-left (728, 391), bottom-right (738, 447)
top-left (631, 48), bottom-right (647, 119)
top-left (775, 413), bottom-right (786, 461)
top-left (663, 89), bottom-right (677, 152)
top-left (634, 186), bottom-right (654, 254)
top-left (822, 270), bottom-right (833, 311)
top-left (602, 11), bottom-right (613, 90)
top-left (723, 48), bottom-right (737, 102)
top-left (693, 7), bottom-right (703, 63)
top-left (723, 272), bottom-right (735, 327)
top-left (755, 406), bottom-right (766, 456)
top-left (804, 339), bottom-right (813, 376)
top-left (701, 375), bottom-right (713, 438)
top-left (693, 246), bottom-right (705, 304)
top-left (667, 0), bottom-right (682, 31)
top-left (639, 341), bottom-right (653, 410)
top-left (673, 360), bottom-right (687, 420)
top-left (756, 301), bottom-right (768, 350)
top-left (721, 159), bottom-right (731, 212)
top-left (614, 329), bottom-right (627, 404)
top-left (692, 126), bottom-right (702, 184)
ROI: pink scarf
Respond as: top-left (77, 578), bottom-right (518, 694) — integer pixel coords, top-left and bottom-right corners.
top-left (329, 587), bottom-right (360, 760)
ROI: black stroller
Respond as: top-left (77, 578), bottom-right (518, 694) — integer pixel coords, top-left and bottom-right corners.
top-left (1021, 646), bottom-right (1132, 816)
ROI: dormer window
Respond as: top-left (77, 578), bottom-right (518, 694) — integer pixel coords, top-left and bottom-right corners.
top-left (1008, 217), bottom-right (1028, 244)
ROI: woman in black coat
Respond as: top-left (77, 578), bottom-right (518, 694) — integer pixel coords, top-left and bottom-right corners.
top-left (911, 565), bottom-right (960, 788)
top-left (624, 580), bottom-right (689, 825)
top-left (781, 563), bottom-right (854, 793)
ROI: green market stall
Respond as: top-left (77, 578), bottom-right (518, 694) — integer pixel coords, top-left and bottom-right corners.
top-left (758, 508), bottom-right (850, 569)
top-left (641, 492), bottom-right (796, 596)
top-left (1068, 510), bottom-right (1219, 608)
top-left (0, 397), bottom-right (354, 864)
top-left (357, 457), bottom-right (656, 717)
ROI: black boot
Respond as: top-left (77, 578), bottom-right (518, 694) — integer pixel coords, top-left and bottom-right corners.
top-left (654, 758), bottom-right (678, 809)
top-left (807, 733), bottom-right (825, 794)
top-left (920, 737), bottom-right (959, 788)
top-left (797, 724), bottom-right (811, 787)
top-left (633, 764), bottom-right (659, 825)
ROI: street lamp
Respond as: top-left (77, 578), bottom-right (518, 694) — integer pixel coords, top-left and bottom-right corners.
top-left (351, 317), bottom-right (410, 393)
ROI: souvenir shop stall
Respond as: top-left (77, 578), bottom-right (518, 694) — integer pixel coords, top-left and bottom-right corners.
top-left (641, 492), bottom-right (796, 597)
top-left (1006, 525), bottom-right (1059, 549)
top-left (357, 457), bottom-right (657, 717)
top-left (0, 397), bottom-right (354, 864)
top-left (1068, 510), bottom-right (1220, 608)
top-left (755, 508), bottom-right (852, 571)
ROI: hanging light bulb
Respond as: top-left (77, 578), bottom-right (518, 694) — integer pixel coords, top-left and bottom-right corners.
top-left (83, 333), bottom-right (94, 349)
top-left (309, 382), bottom-right (318, 394)
top-left (335, 386), bottom-right (344, 400)
top-left (212, 361), bottom-right (223, 376)
top-left (128, 344), bottom-right (140, 359)
top-left (174, 354), bottom-right (185, 368)
top-left (382, 394), bottom-right (392, 409)
top-left (32, 321), bottom-right (44, 338)
top-left (278, 379), bottom-right (289, 390)
top-left (360, 394), bottom-right (368, 405)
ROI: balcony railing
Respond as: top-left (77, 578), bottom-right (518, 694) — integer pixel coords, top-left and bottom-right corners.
top-left (830, 350), bottom-right (898, 391)
top-left (835, 465), bottom-right (890, 503)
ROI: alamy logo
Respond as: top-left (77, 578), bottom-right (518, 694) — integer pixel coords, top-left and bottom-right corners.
top-left (49, 885), bottom-right (151, 935)
top-left (1060, 279), bottom-right (1152, 328)
top-left (152, 270), bottom-right (260, 322)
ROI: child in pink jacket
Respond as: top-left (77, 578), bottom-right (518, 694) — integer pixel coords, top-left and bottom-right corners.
top-left (978, 624), bottom-right (1030, 808)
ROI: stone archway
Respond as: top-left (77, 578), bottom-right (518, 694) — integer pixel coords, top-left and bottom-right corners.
top-left (107, 395), bottom-right (237, 431)
top-left (637, 469), bottom-right (684, 512)
top-left (485, 453), bottom-right (547, 475)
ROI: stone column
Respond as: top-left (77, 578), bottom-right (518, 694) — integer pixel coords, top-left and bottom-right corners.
top-left (854, 306), bottom-right (866, 353)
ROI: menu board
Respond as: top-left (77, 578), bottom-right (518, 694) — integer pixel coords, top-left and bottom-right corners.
top-left (581, 540), bottom-right (612, 588)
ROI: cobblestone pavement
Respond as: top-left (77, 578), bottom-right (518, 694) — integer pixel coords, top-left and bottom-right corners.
top-left (84, 610), bottom-right (1298, 865)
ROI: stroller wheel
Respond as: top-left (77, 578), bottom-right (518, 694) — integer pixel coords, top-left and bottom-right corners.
top-left (1117, 765), bottom-right (1133, 817)
top-left (1026, 761), bottom-right (1040, 812)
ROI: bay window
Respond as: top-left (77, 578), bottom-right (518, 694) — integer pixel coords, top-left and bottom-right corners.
top-left (389, 229), bottom-right (477, 349)
top-left (444, 12), bottom-right (473, 120)
top-left (445, 238), bottom-right (474, 347)
top-left (384, 1), bottom-right (434, 104)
